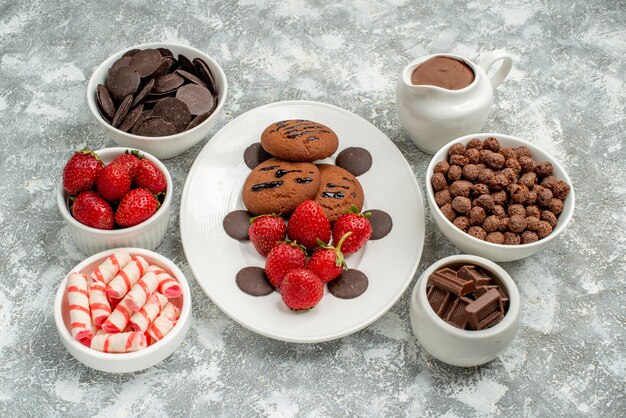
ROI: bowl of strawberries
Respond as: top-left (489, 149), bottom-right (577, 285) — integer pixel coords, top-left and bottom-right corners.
top-left (57, 147), bottom-right (172, 256)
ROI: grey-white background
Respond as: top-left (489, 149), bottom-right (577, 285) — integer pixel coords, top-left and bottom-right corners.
top-left (0, 0), bottom-right (624, 416)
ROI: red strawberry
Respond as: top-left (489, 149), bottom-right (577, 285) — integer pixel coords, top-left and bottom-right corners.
top-left (332, 205), bottom-right (372, 254)
top-left (71, 191), bottom-right (114, 230)
top-left (248, 215), bottom-right (287, 256)
top-left (115, 188), bottom-right (160, 227)
top-left (264, 242), bottom-right (306, 289)
top-left (63, 149), bottom-right (104, 195)
top-left (280, 269), bottom-right (324, 311)
top-left (111, 150), bottom-right (142, 179)
top-left (135, 159), bottom-right (167, 194)
top-left (286, 200), bottom-right (331, 251)
top-left (97, 163), bottom-right (131, 201)
top-left (306, 232), bottom-right (352, 283)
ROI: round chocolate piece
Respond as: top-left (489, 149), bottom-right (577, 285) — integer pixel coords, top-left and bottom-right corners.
top-left (367, 209), bottom-right (393, 240)
top-left (177, 54), bottom-right (196, 75)
top-left (131, 78), bottom-right (155, 107)
top-left (110, 56), bottom-right (132, 73)
top-left (151, 57), bottom-right (174, 80)
top-left (153, 72), bottom-right (185, 94)
top-left (129, 48), bottom-right (162, 78)
top-left (223, 210), bottom-right (250, 240)
top-left (106, 66), bottom-right (140, 101)
top-left (134, 117), bottom-right (176, 137)
top-left (328, 269), bottom-right (369, 299)
top-left (176, 69), bottom-right (208, 88)
top-left (243, 143), bottom-right (273, 170)
top-left (112, 95), bottom-right (133, 128)
top-left (186, 112), bottom-right (211, 130)
top-left (152, 97), bottom-right (192, 133)
top-left (335, 147), bottom-right (373, 176)
top-left (131, 110), bottom-right (153, 135)
top-left (176, 84), bottom-right (213, 115)
top-left (122, 48), bottom-right (140, 58)
top-left (118, 103), bottom-right (144, 133)
top-left (236, 267), bottom-right (274, 296)
top-left (157, 47), bottom-right (174, 58)
top-left (96, 84), bottom-right (116, 119)
top-left (193, 57), bottom-right (216, 94)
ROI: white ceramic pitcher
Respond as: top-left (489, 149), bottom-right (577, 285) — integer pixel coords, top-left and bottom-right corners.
top-left (396, 51), bottom-right (513, 154)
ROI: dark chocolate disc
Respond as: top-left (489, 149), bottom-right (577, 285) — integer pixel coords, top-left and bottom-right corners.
top-left (328, 269), bottom-right (369, 299)
top-left (157, 47), bottom-right (174, 58)
top-left (131, 110), bottom-right (153, 135)
top-left (96, 84), bottom-right (116, 119)
top-left (243, 143), bottom-right (273, 169)
top-left (131, 78), bottom-right (155, 107)
top-left (186, 112), bottom-right (211, 130)
top-left (335, 147), bottom-right (372, 176)
top-left (122, 48), bottom-right (140, 58)
top-left (152, 97), bottom-right (191, 133)
top-left (118, 103), bottom-right (144, 132)
top-left (152, 72), bottom-right (185, 94)
top-left (135, 116), bottom-right (176, 137)
top-left (175, 84), bottom-right (213, 115)
top-left (236, 267), bottom-right (274, 296)
top-left (129, 49), bottom-right (162, 78)
top-left (106, 66), bottom-right (140, 101)
top-left (367, 209), bottom-right (393, 240)
top-left (192, 57), bottom-right (216, 95)
top-left (151, 57), bottom-right (174, 80)
top-left (112, 95), bottom-right (133, 128)
top-left (176, 69), bottom-right (207, 88)
top-left (177, 54), bottom-right (197, 75)
top-left (110, 56), bottom-right (132, 73)
top-left (223, 210), bottom-right (250, 240)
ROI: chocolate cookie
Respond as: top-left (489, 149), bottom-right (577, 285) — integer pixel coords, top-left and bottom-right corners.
top-left (242, 158), bottom-right (321, 216)
top-left (314, 164), bottom-right (364, 222)
top-left (260, 120), bottom-right (339, 162)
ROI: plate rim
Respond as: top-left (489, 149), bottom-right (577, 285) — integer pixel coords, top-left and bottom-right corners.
top-left (180, 100), bottom-right (424, 343)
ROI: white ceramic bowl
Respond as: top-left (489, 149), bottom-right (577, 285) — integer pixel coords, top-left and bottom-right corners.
top-left (409, 255), bottom-right (520, 367)
top-left (86, 42), bottom-right (228, 159)
top-left (426, 133), bottom-right (575, 262)
top-left (57, 147), bottom-right (172, 256)
top-left (54, 248), bottom-right (192, 373)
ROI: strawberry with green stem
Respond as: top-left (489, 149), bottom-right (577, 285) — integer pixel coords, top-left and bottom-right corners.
top-left (332, 205), bottom-right (372, 254)
top-left (306, 232), bottom-right (352, 283)
top-left (248, 214), bottom-right (287, 257)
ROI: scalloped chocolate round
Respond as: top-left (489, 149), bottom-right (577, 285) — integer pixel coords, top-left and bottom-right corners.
top-left (335, 147), bottom-right (372, 176)
top-left (236, 267), bottom-right (274, 296)
top-left (243, 142), bottom-right (273, 170)
top-left (223, 210), bottom-right (251, 241)
top-left (367, 209), bottom-right (393, 240)
top-left (328, 269), bottom-right (369, 299)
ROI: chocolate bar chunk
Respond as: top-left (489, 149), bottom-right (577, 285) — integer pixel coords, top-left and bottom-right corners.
top-left (427, 286), bottom-right (453, 318)
top-left (429, 268), bottom-right (475, 296)
top-left (457, 265), bottom-right (492, 287)
top-left (475, 285), bottom-right (509, 307)
top-left (444, 296), bottom-right (472, 329)
top-left (465, 289), bottom-right (503, 330)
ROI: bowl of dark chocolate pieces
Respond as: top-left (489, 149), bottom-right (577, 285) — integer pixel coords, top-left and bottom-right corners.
top-left (426, 133), bottom-right (574, 262)
top-left (410, 255), bottom-right (520, 367)
top-left (87, 42), bottom-right (228, 159)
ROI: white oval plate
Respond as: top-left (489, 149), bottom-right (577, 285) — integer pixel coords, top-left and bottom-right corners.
top-left (180, 101), bottom-right (425, 343)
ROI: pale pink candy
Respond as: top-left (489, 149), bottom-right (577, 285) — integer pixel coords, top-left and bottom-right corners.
top-left (90, 251), bottom-right (131, 284)
top-left (147, 302), bottom-right (180, 344)
top-left (90, 332), bottom-right (147, 353)
top-left (67, 273), bottom-right (92, 346)
top-left (147, 265), bottom-right (182, 298)
top-left (88, 281), bottom-right (111, 326)
top-left (105, 256), bottom-right (148, 300)
top-left (101, 296), bottom-right (133, 334)
top-left (130, 292), bottom-right (168, 332)
top-left (95, 328), bottom-right (107, 336)
top-left (124, 272), bottom-right (159, 312)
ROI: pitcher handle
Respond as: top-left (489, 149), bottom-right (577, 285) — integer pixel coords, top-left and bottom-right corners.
top-left (479, 51), bottom-right (513, 89)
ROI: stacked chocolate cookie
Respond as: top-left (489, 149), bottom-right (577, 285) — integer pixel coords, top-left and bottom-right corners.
top-left (242, 119), bottom-right (368, 221)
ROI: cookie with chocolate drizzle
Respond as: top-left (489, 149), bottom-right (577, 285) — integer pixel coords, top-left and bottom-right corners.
top-left (260, 119), bottom-right (339, 162)
top-left (242, 158), bottom-right (321, 216)
top-left (314, 164), bottom-right (364, 222)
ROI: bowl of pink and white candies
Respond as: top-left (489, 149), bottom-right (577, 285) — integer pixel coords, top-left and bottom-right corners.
top-left (54, 248), bottom-right (191, 373)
